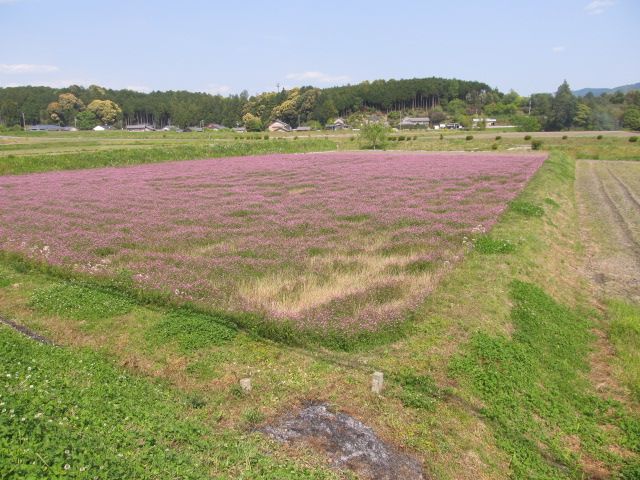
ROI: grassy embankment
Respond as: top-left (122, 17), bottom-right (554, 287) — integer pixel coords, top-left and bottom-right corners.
top-left (1, 140), bottom-right (639, 478)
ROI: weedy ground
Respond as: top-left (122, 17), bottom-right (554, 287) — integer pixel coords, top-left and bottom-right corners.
top-left (0, 132), bottom-right (639, 479)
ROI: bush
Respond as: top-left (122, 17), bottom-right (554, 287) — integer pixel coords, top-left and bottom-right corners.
top-left (495, 135), bottom-right (502, 141)
top-left (524, 135), bottom-right (532, 141)
top-left (509, 200), bottom-right (544, 217)
top-left (491, 143), bottom-right (498, 150)
top-left (597, 135), bottom-right (603, 140)
top-left (465, 135), bottom-right (474, 141)
top-left (629, 136), bottom-right (638, 143)
top-left (562, 135), bottom-right (568, 140)
top-left (531, 139), bottom-right (543, 150)
top-left (439, 133), bottom-right (443, 140)
top-left (263, 134), bottom-right (269, 140)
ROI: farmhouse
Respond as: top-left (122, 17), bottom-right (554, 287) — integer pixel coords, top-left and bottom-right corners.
top-left (325, 118), bottom-right (349, 130)
top-left (125, 123), bottom-right (155, 132)
top-left (28, 124), bottom-right (65, 131)
top-left (399, 117), bottom-right (430, 128)
top-left (294, 126), bottom-right (312, 132)
top-left (268, 120), bottom-right (292, 132)
top-left (205, 123), bottom-right (226, 130)
top-left (472, 117), bottom-right (497, 127)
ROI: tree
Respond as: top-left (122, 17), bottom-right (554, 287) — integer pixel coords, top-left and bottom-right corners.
top-left (359, 123), bottom-right (388, 150)
top-left (623, 106), bottom-right (640, 131)
top-left (242, 112), bottom-right (262, 132)
top-left (76, 110), bottom-right (99, 130)
top-left (548, 81), bottom-right (577, 130)
top-left (87, 99), bottom-right (122, 125)
top-left (514, 115), bottom-right (542, 132)
top-left (47, 93), bottom-right (84, 125)
top-left (573, 103), bottom-right (593, 129)
top-left (429, 107), bottom-right (446, 125)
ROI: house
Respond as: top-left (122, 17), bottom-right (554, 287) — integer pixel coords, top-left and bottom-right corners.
top-left (445, 122), bottom-right (462, 130)
top-left (93, 125), bottom-right (105, 131)
top-left (185, 126), bottom-right (203, 132)
top-left (325, 118), bottom-right (349, 130)
top-left (125, 123), bottom-right (155, 132)
top-left (472, 118), bottom-right (497, 127)
top-left (268, 120), bottom-right (292, 132)
top-left (232, 126), bottom-right (247, 133)
top-left (399, 117), bottom-right (430, 129)
top-left (28, 124), bottom-right (65, 132)
top-left (205, 123), bottom-right (226, 130)
top-left (294, 126), bottom-right (312, 132)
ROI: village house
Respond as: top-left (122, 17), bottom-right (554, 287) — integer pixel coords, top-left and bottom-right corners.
top-left (399, 117), bottom-right (430, 129)
top-left (125, 123), bottom-right (155, 132)
top-left (325, 118), bottom-right (349, 130)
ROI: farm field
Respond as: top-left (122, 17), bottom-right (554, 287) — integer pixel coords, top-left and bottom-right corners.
top-left (1, 139), bottom-right (639, 479)
top-left (0, 152), bottom-right (545, 339)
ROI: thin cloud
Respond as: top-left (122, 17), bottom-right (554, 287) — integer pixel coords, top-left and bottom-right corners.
top-left (285, 71), bottom-right (350, 84)
top-left (125, 85), bottom-right (151, 93)
top-left (0, 63), bottom-right (59, 74)
top-left (552, 46), bottom-right (566, 53)
top-left (208, 84), bottom-right (232, 95)
top-left (585, 0), bottom-right (614, 15)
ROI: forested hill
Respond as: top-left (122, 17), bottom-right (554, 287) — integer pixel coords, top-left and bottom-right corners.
top-left (0, 77), bottom-right (494, 129)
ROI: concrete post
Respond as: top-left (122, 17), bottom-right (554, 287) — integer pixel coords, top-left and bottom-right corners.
top-left (371, 371), bottom-right (384, 394)
top-left (240, 377), bottom-right (252, 393)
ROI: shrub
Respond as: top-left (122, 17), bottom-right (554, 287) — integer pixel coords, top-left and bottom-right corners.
top-left (412, 135), bottom-right (417, 140)
top-left (491, 143), bottom-right (498, 150)
top-left (562, 135), bottom-right (568, 140)
top-left (495, 135), bottom-right (502, 141)
top-left (465, 135), bottom-right (473, 141)
top-left (596, 135), bottom-right (603, 140)
top-left (531, 139), bottom-right (543, 150)
top-left (263, 134), bottom-right (269, 140)
top-left (629, 136), bottom-right (638, 143)
top-left (524, 135), bottom-right (532, 140)
top-left (439, 133), bottom-right (443, 140)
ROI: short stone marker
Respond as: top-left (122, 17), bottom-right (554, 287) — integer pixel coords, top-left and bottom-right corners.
top-left (240, 377), bottom-right (252, 393)
top-left (371, 371), bottom-right (384, 394)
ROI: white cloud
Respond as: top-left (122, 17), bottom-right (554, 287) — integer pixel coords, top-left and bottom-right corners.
top-left (0, 63), bottom-right (59, 74)
top-left (552, 46), bottom-right (566, 53)
top-left (285, 71), bottom-right (350, 84)
top-left (208, 84), bottom-right (232, 95)
top-left (585, 0), bottom-right (614, 15)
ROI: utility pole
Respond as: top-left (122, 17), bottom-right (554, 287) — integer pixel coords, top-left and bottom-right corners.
top-left (276, 83), bottom-right (280, 93)
top-left (21, 112), bottom-right (26, 131)
top-left (528, 98), bottom-right (532, 116)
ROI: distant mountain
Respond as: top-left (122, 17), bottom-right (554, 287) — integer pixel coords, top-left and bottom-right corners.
top-left (573, 82), bottom-right (640, 97)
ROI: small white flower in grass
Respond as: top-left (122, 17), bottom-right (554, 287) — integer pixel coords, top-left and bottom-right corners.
top-left (64, 464), bottom-right (71, 470)
top-left (34, 412), bottom-right (43, 419)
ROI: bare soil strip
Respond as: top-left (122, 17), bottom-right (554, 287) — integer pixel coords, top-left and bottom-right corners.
top-left (576, 160), bottom-right (640, 303)
top-left (0, 315), bottom-right (55, 345)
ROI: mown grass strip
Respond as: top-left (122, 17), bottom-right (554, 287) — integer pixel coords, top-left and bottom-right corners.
top-left (0, 138), bottom-right (336, 175)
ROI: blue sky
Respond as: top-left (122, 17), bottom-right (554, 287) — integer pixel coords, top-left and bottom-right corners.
top-left (1, 0), bottom-right (638, 96)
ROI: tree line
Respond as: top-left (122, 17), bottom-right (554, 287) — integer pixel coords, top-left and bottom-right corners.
top-left (0, 78), bottom-right (638, 131)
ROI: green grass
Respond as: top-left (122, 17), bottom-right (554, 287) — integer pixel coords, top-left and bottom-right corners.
top-left (474, 236), bottom-right (516, 254)
top-left (451, 281), bottom-right (640, 478)
top-left (147, 309), bottom-right (237, 352)
top-left (509, 200), bottom-right (545, 217)
top-left (0, 327), bottom-right (338, 479)
top-left (0, 138), bottom-right (336, 175)
top-left (607, 300), bottom-right (640, 402)
top-left (29, 282), bottom-right (133, 320)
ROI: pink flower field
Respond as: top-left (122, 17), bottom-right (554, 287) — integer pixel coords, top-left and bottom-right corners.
top-left (0, 151), bottom-right (546, 333)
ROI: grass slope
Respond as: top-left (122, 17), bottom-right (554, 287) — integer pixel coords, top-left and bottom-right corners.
top-left (0, 326), bottom-right (339, 479)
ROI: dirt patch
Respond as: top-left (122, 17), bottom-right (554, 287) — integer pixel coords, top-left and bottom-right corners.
top-left (575, 160), bottom-right (640, 302)
top-left (262, 403), bottom-right (426, 480)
